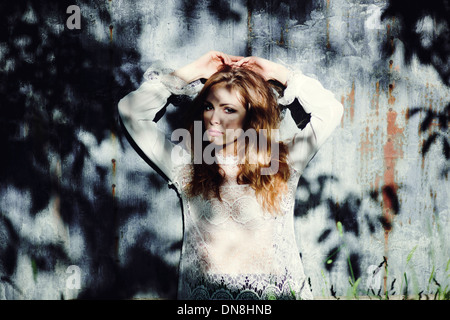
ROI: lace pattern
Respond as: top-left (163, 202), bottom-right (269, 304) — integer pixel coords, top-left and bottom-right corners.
top-left (121, 64), bottom-right (342, 301)
top-left (180, 271), bottom-right (310, 300)
top-left (143, 64), bottom-right (203, 97)
top-left (172, 154), bottom-right (313, 300)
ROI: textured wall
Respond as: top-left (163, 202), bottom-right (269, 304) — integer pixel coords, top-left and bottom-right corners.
top-left (0, 0), bottom-right (449, 299)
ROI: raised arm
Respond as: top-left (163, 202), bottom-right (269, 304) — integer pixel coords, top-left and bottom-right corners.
top-left (234, 56), bottom-right (344, 171)
top-left (118, 76), bottom-right (176, 179)
top-left (118, 51), bottom-right (241, 180)
top-left (172, 51), bottom-right (243, 83)
top-left (282, 71), bottom-right (344, 172)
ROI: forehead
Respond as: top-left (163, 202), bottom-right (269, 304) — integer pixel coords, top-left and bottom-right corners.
top-left (206, 84), bottom-right (245, 108)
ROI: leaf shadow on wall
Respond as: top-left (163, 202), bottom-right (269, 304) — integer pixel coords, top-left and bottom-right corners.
top-left (177, 0), bottom-right (315, 56)
top-left (381, 0), bottom-right (450, 86)
top-left (293, 164), bottom-right (402, 296)
top-left (0, 0), bottom-right (179, 299)
top-left (381, 0), bottom-right (450, 179)
top-left (0, 0), bottom-right (417, 300)
top-left (180, 0), bottom-right (314, 26)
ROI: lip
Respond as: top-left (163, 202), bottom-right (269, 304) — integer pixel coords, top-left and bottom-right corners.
top-left (207, 129), bottom-right (224, 137)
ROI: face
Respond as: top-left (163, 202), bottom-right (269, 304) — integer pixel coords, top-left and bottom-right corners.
top-left (203, 85), bottom-right (247, 147)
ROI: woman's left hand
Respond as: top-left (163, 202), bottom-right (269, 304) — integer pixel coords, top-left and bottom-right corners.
top-left (173, 51), bottom-right (243, 83)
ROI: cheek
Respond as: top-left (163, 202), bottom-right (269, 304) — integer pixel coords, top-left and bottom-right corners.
top-left (235, 112), bottom-right (247, 129)
top-left (222, 117), bottom-right (241, 129)
top-left (225, 111), bottom-right (247, 129)
top-left (202, 111), bottom-right (210, 123)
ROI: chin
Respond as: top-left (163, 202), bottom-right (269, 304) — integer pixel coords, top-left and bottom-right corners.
top-left (209, 138), bottom-right (225, 145)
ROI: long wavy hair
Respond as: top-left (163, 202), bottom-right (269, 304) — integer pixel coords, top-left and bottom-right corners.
top-left (184, 66), bottom-right (291, 215)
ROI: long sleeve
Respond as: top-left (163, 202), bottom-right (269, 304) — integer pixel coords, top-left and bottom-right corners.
top-left (279, 71), bottom-right (344, 172)
top-left (118, 73), bottom-right (178, 180)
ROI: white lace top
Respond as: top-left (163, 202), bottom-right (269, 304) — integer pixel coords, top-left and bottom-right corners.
top-left (118, 65), bottom-right (344, 300)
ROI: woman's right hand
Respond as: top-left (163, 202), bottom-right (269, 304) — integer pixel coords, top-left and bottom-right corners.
top-left (234, 56), bottom-right (290, 86)
top-left (173, 51), bottom-right (243, 83)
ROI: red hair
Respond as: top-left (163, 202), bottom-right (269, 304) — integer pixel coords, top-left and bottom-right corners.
top-left (185, 66), bottom-right (290, 215)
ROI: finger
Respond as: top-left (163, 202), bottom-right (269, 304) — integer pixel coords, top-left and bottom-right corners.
top-left (215, 52), bottom-right (231, 66)
top-left (223, 54), bottom-right (232, 65)
top-left (234, 57), bottom-right (246, 65)
top-left (208, 50), bottom-right (221, 61)
top-left (235, 57), bottom-right (251, 67)
top-left (229, 55), bottom-right (245, 62)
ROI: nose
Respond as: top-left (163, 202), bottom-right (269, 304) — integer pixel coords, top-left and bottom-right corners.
top-left (209, 109), bottom-right (221, 125)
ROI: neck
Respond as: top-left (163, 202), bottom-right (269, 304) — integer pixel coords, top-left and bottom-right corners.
top-left (216, 140), bottom-right (239, 157)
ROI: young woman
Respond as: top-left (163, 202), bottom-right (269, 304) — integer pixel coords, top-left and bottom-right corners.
top-left (118, 51), bottom-right (343, 300)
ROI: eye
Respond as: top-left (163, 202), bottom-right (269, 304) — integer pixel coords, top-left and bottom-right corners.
top-left (203, 103), bottom-right (213, 111)
top-left (224, 107), bottom-right (236, 114)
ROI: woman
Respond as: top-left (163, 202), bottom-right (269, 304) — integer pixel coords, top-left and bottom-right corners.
top-left (118, 51), bottom-right (343, 300)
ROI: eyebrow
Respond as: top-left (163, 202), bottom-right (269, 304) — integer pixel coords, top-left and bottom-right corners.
top-left (220, 103), bottom-right (238, 108)
top-left (204, 101), bottom-right (238, 108)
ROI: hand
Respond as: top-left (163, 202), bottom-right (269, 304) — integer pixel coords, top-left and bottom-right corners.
top-left (173, 51), bottom-right (243, 83)
top-left (234, 56), bottom-right (290, 85)
top-left (194, 51), bottom-right (243, 79)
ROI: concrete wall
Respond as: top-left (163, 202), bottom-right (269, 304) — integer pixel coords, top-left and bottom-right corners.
top-left (0, 0), bottom-right (448, 299)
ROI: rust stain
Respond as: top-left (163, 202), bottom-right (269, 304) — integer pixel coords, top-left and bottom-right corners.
top-left (109, 25), bottom-right (114, 42)
top-left (386, 21), bottom-right (395, 55)
top-left (326, 0), bottom-right (331, 49)
top-left (388, 82), bottom-right (396, 105)
top-left (112, 182), bottom-right (119, 261)
top-left (383, 108), bottom-right (404, 188)
top-left (111, 156), bottom-right (119, 261)
top-left (387, 23), bottom-right (390, 44)
top-left (326, 21), bottom-right (331, 49)
top-left (347, 82), bottom-right (355, 122)
top-left (111, 158), bottom-right (117, 199)
top-left (111, 158), bottom-right (116, 176)
top-left (341, 83), bottom-right (355, 125)
top-left (389, 59), bottom-right (400, 72)
top-left (372, 81), bottom-right (380, 116)
top-left (360, 126), bottom-right (375, 159)
top-left (379, 55), bottom-right (404, 290)
top-left (112, 183), bottom-right (116, 197)
top-left (382, 107), bottom-right (404, 288)
top-left (277, 28), bottom-right (285, 46)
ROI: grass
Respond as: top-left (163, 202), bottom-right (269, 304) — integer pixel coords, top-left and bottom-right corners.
top-left (318, 262), bottom-right (450, 300)
top-left (318, 222), bottom-right (450, 300)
